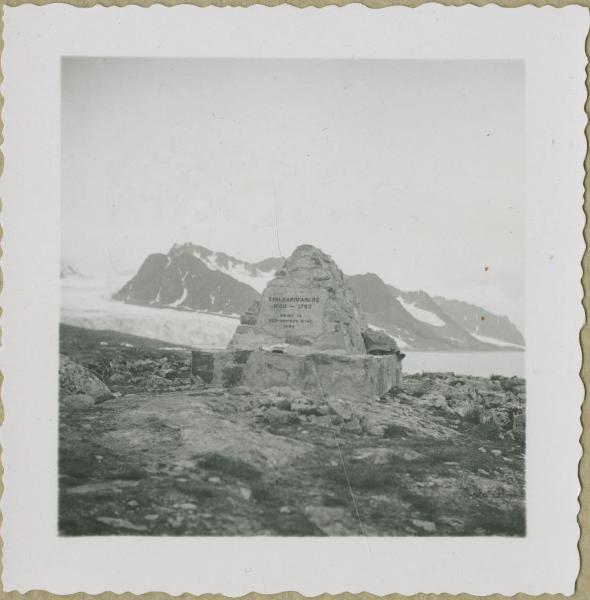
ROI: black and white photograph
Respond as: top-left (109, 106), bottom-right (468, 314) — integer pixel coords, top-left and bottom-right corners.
top-left (58, 57), bottom-right (526, 537)
top-left (2, 4), bottom-right (586, 595)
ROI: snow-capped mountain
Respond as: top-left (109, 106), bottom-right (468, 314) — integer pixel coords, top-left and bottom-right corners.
top-left (113, 250), bottom-right (261, 317)
top-left (347, 274), bottom-right (492, 351)
top-left (111, 244), bottom-right (524, 352)
top-left (168, 243), bottom-right (284, 293)
top-left (433, 296), bottom-right (525, 347)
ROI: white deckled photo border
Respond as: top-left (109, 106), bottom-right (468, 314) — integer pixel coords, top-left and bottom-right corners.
top-left (0, 4), bottom-right (587, 595)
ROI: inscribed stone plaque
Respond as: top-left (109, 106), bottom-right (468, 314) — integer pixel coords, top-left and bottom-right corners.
top-left (256, 288), bottom-right (329, 339)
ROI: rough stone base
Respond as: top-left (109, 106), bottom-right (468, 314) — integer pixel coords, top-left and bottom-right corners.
top-left (196, 348), bottom-right (402, 401)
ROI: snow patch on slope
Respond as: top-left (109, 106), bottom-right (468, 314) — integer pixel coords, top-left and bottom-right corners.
top-left (179, 246), bottom-right (276, 293)
top-left (397, 297), bottom-right (446, 327)
top-left (471, 333), bottom-right (524, 350)
top-left (202, 257), bottom-right (273, 292)
top-left (170, 288), bottom-right (188, 308)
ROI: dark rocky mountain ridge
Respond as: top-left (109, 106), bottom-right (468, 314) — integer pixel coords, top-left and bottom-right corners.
top-left (112, 245), bottom-right (524, 352)
top-left (433, 296), bottom-right (525, 346)
top-left (169, 243), bottom-right (284, 288)
top-left (346, 274), bottom-right (485, 351)
top-left (113, 251), bottom-right (259, 317)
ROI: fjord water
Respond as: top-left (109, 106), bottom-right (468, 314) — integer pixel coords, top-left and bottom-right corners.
top-left (403, 351), bottom-right (525, 378)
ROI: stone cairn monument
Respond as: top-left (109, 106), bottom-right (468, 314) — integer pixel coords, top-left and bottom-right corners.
top-left (192, 245), bottom-right (404, 401)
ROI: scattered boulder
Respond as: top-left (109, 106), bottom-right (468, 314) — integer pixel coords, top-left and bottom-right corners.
top-left (362, 328), bottom-right (400, 355)
top-left (341, 415), bottom-right (363, 434)
top-left (491, 408), bottom-right (511, 428)
top-left (364, 423), bottom-right (387, 437)
top-left (109, 373), bottom-right (127, 385)
top-left (293, 399), bottom-right (326, 416)
top-left (326, 397), bottom-right (353, 421)
top-left (352, 447), bottom-right (424, 465)
top-left (479, 390), bottom-right (506, 407)
top-left (309, 415), bottom-right (333, 428)
top-left (330, 414), bottom-right (344, 426)
top-left (410, 519), bottom-right (437, 533)
top-left (304, 505), bottom-right (352, 535)
top-left (144, 374), bottom-right (174, 391)
top-left (59, 354), bottom-right (112, 400)
top-left (61, 394), bottom-right (96, 410)
top-left (398, 373), bottom-right (525, 431)
top-left (129, 359), bottom-right (154, 374)
top-left (438, 517), bottom-right (464, 531)
top-left (275, 398), bottom-right (292, 411)
top-left (419, 393), bottom-right (449, 412)
top-left (265, 407), bottom-right (299, 426)
top-left (95, 516), bottom-right (148, 532)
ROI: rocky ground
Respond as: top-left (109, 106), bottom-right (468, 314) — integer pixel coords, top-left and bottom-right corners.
top-left (59, 324), bottom-right (526, 537)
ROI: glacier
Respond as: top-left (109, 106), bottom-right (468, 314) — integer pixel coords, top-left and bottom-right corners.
top-left (61, 275), bottom-right (238, 349)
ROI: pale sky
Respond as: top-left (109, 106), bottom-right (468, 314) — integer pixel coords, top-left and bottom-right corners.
top-left (62, 58), bottom-right (524, 328)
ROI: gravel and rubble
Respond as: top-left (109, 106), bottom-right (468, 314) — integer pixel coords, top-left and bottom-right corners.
top-left (59, 325), bottom-right (525, 537)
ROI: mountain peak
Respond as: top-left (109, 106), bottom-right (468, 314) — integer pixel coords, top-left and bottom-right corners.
top-left (433, 296), bottom-right (524, 347)
top-left (164, 243), bottom-right (282, 293)
top-left (110, 245), bottom-right (524, 352)
top-left (113, 250), bottom-right (259, 316)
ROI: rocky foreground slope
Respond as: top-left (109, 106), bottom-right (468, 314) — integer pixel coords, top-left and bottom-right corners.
top-left (59, 326), bottom-right (525, 537)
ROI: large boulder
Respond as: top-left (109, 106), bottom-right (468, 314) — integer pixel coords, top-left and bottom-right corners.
top-left (61, 394), bottom-right (96, 410)
top-left (362, 328), bottom-right (401, 355)
top-left (59, 354), bottom-right (112, 401)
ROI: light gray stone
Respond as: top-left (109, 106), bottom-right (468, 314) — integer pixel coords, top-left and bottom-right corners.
top-left (410, 519), bottom-right (437, 533)
top-left (265, 407), bottom-right (298, 425)
top-left (304, 505), bottom-right (352, 535)
top-left (96, 516), bottom-right (148, 532)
